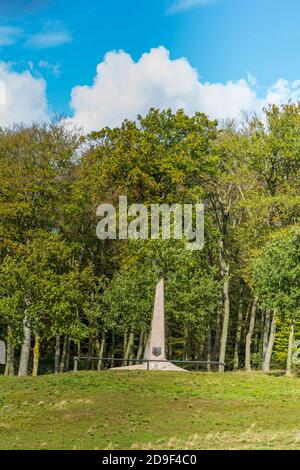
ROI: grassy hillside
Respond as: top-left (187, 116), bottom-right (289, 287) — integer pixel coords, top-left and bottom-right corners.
top-left (1, 371), bottom-right (300, 450)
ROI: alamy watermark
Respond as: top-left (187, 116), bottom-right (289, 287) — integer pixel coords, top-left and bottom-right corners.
top-left (0, 81), bottom-right (6, 106)
top-left (96, 196), bottom-right (204, 250)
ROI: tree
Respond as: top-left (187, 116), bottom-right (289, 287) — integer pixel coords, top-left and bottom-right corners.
top-left (0, 235), bottom-right (95, 375)
top-left (253, 227), bottom-right (300, 375)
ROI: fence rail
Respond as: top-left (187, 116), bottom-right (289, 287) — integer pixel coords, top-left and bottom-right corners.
top-left (73, 356), bottom-right (226, 371)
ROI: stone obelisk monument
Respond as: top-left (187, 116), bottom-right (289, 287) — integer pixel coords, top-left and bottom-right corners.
top-left (113, 278), bottom-right (186, 372)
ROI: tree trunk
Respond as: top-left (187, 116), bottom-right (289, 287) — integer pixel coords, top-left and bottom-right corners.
top-left (136, 331), bottom-right (145, 363)
top-left (55, 335), bottom-right (61, 374)
top-left (262, 311), bottom-right (276, 372)
top-left (207, 316), bottom-right (211, 372)
top-left (59, 336), bottom-right (68, 373)
top-left (124, 331), bottom-right (134, 366)
top-left (213, 308), bottom-right (223, 361)
top-left (88, 333), bottom-right (93, 370)
top-left (129, 339), bottom-right (134, 362)
top-left (18, 314), bottom-right (31, 377)
top-left (184, 328), bottom-right (189, 360)
top-left (286, 318), bottom-right (295, 377)
top-left (168, 331), bottom-right (172, 359)
top-left (245, 297), bottom-right (258, 371)
top-left (4, 326), bottom-right (14, 376)
top-left (97, 331), bottom-right (106, 371)
top-left (143, 333), bottom-right (149, 362)
top-left (233, 297), bottom-right (243, 371)
top-left (66, 338), bottom-right (71, 371)
top-left (122, 331), bottom-right (128, 366)
top-left (110, 333), bottom-right (115, 368)
top-left (95, 334), bottom-right (101, 368)
top-left (218, 239), bottom-right (230, 372)
top-left (32, 335), bottom-right (40, 377)
top-left (262, 310), bottom-right (271, 363)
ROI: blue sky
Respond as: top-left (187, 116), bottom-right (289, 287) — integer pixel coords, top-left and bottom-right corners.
top-left (1, 0), bottom-right (300, 131)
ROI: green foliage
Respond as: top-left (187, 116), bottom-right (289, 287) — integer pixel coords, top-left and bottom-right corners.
top-left (253, 227), bottom-right (300, 317)
top-left (0, 235), bottom-right (97, 343)
top-left (0, 104), bottom-right (300, 374)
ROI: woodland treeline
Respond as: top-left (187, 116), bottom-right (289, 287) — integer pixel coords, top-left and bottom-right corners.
top-left (0, 104), bottom-right (299, 376)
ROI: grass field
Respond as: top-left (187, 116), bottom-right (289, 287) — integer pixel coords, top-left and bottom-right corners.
top-left (1, 370), bottom-right (300, 450)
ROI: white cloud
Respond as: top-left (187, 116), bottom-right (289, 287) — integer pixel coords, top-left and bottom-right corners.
top-left (39, 60), bottom-right (61, 77)
top-left (265, 78), bottom-right (300, 104)
top-left (168, 0), bottom-right (213, 14)
top-left (0, 46), bottom-right (298, 133)
top-left (26, 21), bottom-right (72, 49)
top-left (0, 62), bottom-right (49, 127)
top-left (0, 26), bottom-right (23, 46)
top-left (69, 46), bottom-right (300, 133)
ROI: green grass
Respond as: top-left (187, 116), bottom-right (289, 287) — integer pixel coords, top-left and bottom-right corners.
top-left (1, 370), bottom-right (300, 449)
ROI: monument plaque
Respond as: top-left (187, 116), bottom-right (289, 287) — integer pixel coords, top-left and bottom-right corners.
top-left (152, 347), bottom-right (162, 357)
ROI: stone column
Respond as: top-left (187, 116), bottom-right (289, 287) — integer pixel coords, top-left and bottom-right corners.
top-left (147, 278), bottom-right (166, 368)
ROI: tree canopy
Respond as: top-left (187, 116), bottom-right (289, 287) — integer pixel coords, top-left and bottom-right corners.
top-left (0, 104), bottom-right (299, 376)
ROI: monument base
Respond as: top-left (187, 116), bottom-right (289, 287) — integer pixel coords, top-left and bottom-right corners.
top-left (111, 361), bottom-right (188, 372)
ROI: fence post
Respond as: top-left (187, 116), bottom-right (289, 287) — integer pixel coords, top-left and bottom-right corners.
top-left (74, 356), bottom-right (79, 372)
